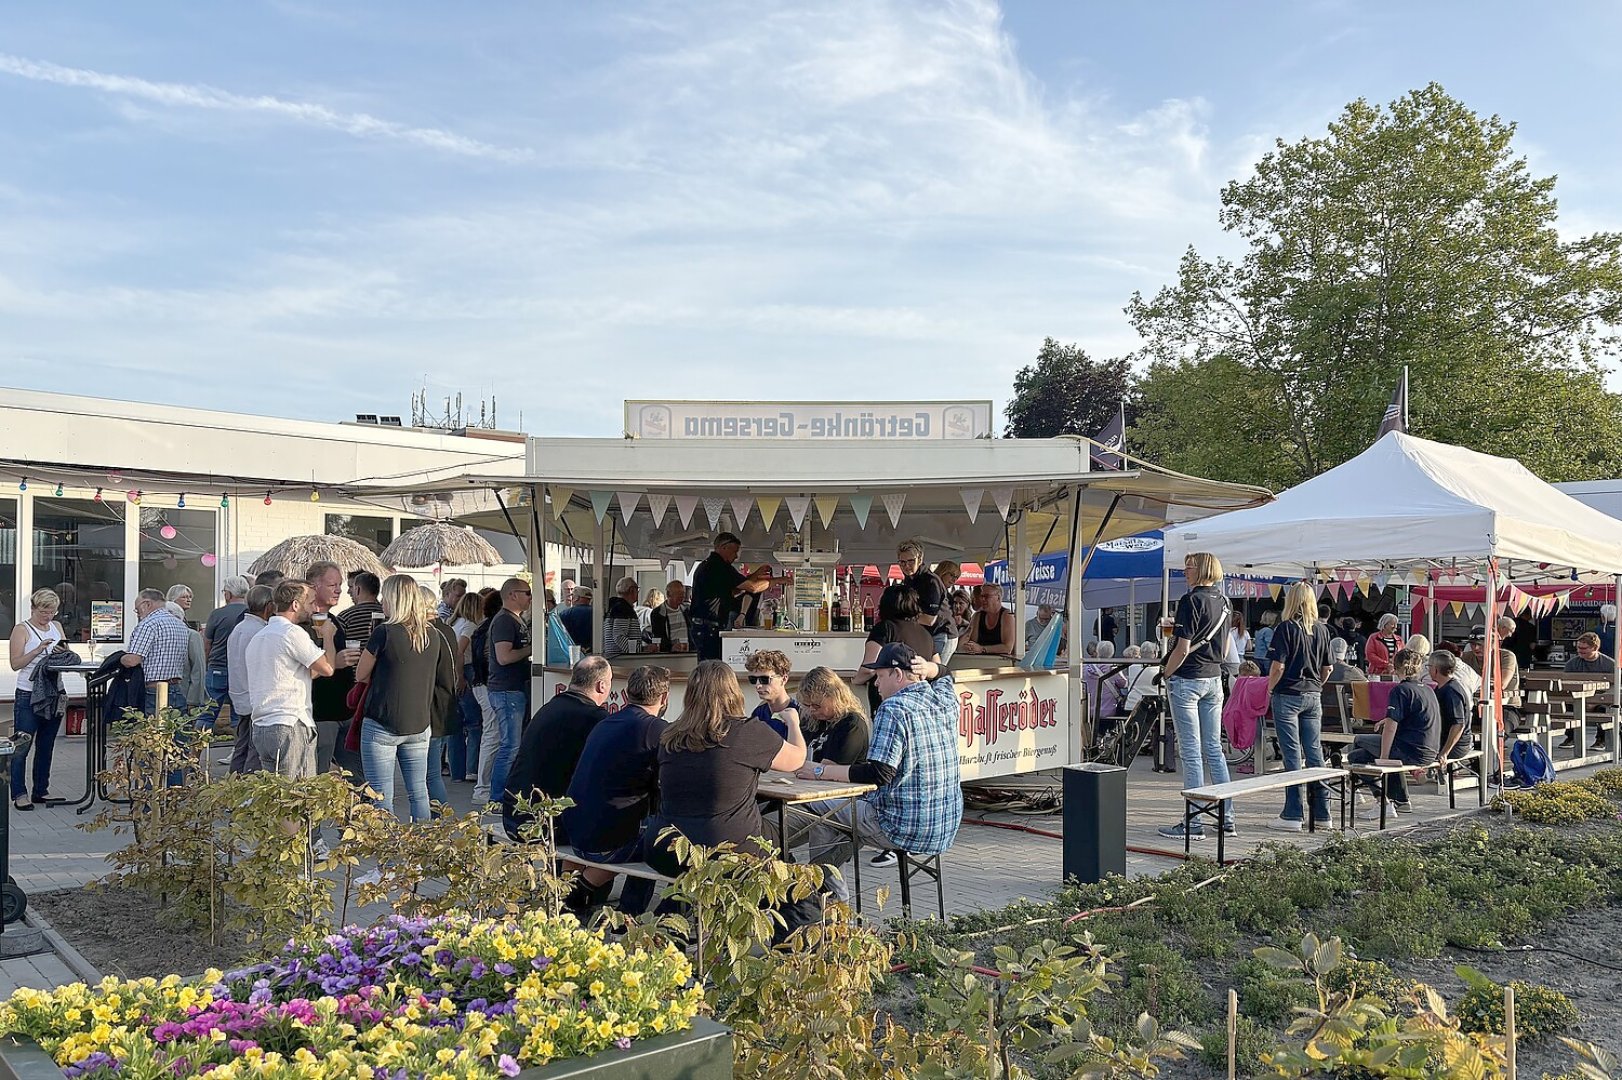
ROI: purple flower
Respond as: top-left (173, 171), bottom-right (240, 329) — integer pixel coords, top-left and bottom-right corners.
top-left (615, 1037), bottom-right (633, 1050)
top-left (498, 1055), bottom-right (521, 1077)
top-left (531, 957), bottom-right (551, 970)
top-left (494, 963), bottom-right (514, 976)
top-left (64, 1052), bottom-right (121, 1078)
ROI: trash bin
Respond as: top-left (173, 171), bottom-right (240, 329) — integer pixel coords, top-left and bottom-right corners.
top-left (1062, 763), bottom-right (1126, 884)
top-left (0, 734), bottom-right (33, 927)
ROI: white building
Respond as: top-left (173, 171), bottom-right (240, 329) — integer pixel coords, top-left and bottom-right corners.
top-left (0, 387), bottom-right (549, 699)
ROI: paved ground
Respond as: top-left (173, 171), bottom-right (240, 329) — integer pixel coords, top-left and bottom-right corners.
top-left (0, 725), bottom-right (1602, 994)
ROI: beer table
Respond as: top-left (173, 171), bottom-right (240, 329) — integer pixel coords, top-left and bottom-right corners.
top-left (756, 772), bottom-right (876, 912)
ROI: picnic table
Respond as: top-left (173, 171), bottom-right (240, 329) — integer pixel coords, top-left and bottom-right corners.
top-left (757, 773), bottom-right (876, 912)
top-left (1520, 672), bottom-right (1614, 759)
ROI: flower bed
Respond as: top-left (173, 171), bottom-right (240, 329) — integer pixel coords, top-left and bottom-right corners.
top-left (0, 913), bottom-right (706, 1079)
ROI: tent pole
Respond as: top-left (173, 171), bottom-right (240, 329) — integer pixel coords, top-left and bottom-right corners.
top-left (1128, 579), bottom-right (1137, 646)
top-left (1481, 560), bottom-right (1499, 807)
top-left (1013, 512), bottom-right (1029, 658)
top-left (1066, 484), bottom-right (1087, 756)
top-left (592, 517), bottom-right (606, 655)
top-left (1614, 575), bottom-right (1621, 764)
top-left (1427, 572), bottom-right (1436, 643)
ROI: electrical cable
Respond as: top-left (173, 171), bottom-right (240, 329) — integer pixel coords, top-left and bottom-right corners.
top-left (1455, 943), bottom-right (1622, 973)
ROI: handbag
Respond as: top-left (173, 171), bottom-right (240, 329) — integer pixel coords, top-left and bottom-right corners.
top-left (344, 680), bottom-right (369, 752)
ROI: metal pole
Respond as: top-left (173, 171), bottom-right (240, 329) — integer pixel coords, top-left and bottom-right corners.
top-left (1013, 513), bottom-right (1029, 657)
top-left (1066, 486), bottom-right (1087, 757)
top-left (1613, 575), bottom-right (1620, 764)
top-left (591, 517), bottom-right (606, 656)
top-left (1481, 560), bottom-right (1499, 806)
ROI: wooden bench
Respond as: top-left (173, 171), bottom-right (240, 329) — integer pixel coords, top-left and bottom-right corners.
top-left (1428, 750), bottom-right (1486, 809)
top-left (1182, 767), bottom-right (1349, 864)
top-left (556, 845), bottom-right (676, 886)
top-left (1344, 762), bottom-right (1433, 830)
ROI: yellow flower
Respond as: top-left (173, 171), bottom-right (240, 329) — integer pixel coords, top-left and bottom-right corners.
top-left (588, 980), bottom-right (606, 997)
top-left (596, 1020), bottom-right (615, 1039)
top-left (620, 971), bottom-right (642, 988)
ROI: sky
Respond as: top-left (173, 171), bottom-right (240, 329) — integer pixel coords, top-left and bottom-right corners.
top-left (3, 1), bottom-right (1622, 437)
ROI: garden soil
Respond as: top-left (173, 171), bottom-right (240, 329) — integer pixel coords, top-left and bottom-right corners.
top-left (32, 885), bottom-right (254, 980)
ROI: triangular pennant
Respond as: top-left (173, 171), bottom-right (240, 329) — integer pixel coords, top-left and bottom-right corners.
top-left (990, 486), bottom-right (1014, 521)
top-left (1450, 600), bottom-right (1464, 617)
top-left (674, 495), bottom-right (700, 529)
top-left (961, 489), bottom-right (984, 523)
top-left (1375, 572), bottom-right (1390, 590)
top-left (882, 492), bottom-right (907, 528)
top-left (815, 494), bottom-right (839, 528)
top-left (703, 497), bottom-right (726, 530)
top-left (617, 491), bottom-right (641, 525)
top-left (1268, 584), bottom-right (1282, 600)
top-left (645, 493), bottom-right (671, 528)
top-left (756, 496), bottom-right (781, 531)
top-left (548, 486), bottom-right (574, 514)
top-left (589, 490), bottom-right (614, 523)
top-left (729, 495), bottom-right (753, 530)
top-left (848, 494), bottom-right (873, 529)
top-left (785, 496), bottom-right (811, 530)
top-left (1413, 597), bottom-right (1427, 615)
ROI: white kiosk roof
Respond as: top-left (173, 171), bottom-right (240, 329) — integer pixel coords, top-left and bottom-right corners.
top-left (1163, 432), bottom-right (1622, 578)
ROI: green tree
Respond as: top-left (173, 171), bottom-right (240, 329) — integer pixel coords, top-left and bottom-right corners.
top-left (1127, 83), bottom-right (1622, 486)
top-left (1004, 338), bottom-right (1130, 438)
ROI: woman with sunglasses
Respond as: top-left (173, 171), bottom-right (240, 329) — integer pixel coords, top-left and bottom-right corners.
top-left (743, 649), bottom-right (798, 738)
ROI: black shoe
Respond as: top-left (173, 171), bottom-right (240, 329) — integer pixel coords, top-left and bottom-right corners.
top-left (12, 799), bottom-right (32, 812)
top-left (36, 796), bottom-right (66, 805)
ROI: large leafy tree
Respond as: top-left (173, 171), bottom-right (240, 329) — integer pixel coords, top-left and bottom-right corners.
top-left (1127, 83), bottom-right (1622, 486)
top-left (1005, 338), bottom-right (1131, 438)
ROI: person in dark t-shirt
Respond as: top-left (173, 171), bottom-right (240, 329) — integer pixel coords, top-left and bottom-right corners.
top-left (486, 577), bottom-right (534, 805)
top-left (503, 655), bottom-right (611, 844)
top-left (1349, 647), bottom-right (1440, 814)
top-left (1432, 650), bottom-right (1476, 763)
top-left (1264, 582), bottom-right (1334, 832)
top-left (1157, 552), bottom-right (1234, 841)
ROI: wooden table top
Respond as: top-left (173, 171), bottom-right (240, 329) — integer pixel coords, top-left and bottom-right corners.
top-left (756, 773), bottom-right (876, 804)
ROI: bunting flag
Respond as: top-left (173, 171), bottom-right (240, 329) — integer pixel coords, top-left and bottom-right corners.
top-left (729, 495), bottom-right (754, 530)
top-left (1375, 572), bottom-right (1390, 591)
top-left (756, 495), bottom-right (781, 531)
top-left (847, 493), bottom-right (873, 529)
top-left (1268, 583), bottom-right (1282, 600)
top-left (961, 488), bottom-right (984, 523)
top-left (588, 490), bottom-right (614, 524)
top-left (548, 486), bottom-right (574, 514)
top-left (785, 495), bottom-right (811, 530)
top-left (990, 486), bottom-right (1015, 521)
top-left (882, 492), bottom-right (907, 528)
top-left (673, 495), bottom-right (700, 529)
top-left (645, 493), bottom-right (671, 528)
top-left (703, 497), bottom-right (726, 530)
top-left (1413, 596), bottom-right (1427, 615)
top-left (1356, 574), bottom-right (1372, 596)
top-left (1450, 600), bottom-right (1464, 617)
top-left (1411, 569), bottom-right (1429, 586)
top-left (616, 491), bottom-right (641, 525)
top-left (815, 494), bottom-right (839, 528)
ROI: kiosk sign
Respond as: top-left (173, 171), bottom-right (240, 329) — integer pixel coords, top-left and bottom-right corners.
top-left (626, 401), bottom-right (993, 441)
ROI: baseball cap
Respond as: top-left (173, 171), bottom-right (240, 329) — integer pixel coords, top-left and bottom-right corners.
top-left (1467, 626), bottom-right (1486, 641)
top-left (861, 642), bottom-right (919, 672)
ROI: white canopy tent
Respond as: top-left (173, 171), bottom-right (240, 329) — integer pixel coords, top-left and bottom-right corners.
top-left (1163, 432), bottom-right (1622, 797)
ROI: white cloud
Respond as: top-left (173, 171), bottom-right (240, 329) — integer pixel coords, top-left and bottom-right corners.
top-left (0, 53), bottom-right (531, 161)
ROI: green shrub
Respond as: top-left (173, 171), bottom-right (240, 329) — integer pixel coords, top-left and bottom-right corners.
top-left (1493, 781), bottom-right (1617, 825)
top-left (1233, 956), bottom-right (1313, 1026)
top-left (1455, 968), bottom-right (1579, 1039)
top-left (1320, 958), bottom-right (1420, 1011)
top-left (1197, 1014), bottom-right (1272, 1077)
top-left (1584, 768), bottom-right (1622, 796)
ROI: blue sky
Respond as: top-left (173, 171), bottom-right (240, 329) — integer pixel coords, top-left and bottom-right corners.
top-left (3, 1), bottom-right (1620, 436)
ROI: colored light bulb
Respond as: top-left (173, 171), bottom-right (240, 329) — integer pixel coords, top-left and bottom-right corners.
top-left (177, 493), bottom-right (187, 508)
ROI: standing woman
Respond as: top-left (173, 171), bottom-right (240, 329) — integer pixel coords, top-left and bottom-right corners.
top-left (1226, 612), bottom-right (1250, 679)
top-left (1251, 610), bottom-right (1278, 668)
top-left (355, 575), bottom-right (457, 822)
top-left (451, 591), bottom-right (485, 782)
top-left (1265, 582), bottom-right (1335, 832)
top-left (853, 585), bottom-right (937, 715)
top-left (1157, 552), bottom-right (1235, 841)
top-left (8, 589), bottom-right (68, 809)
top-left (1364, 614), bottom-right (1405, 678)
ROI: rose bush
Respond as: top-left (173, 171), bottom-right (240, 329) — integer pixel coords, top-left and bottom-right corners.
top-left (0, 912), bottom-right (702, 1080)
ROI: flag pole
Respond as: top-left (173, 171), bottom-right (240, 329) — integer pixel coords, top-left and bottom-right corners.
top-left (1118, 400), bottom-right (1127, 460)
top-left (1402, 365), bottom-right (1410, 430)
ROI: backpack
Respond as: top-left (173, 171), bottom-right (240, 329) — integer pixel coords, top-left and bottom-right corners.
top-left (469, 619), bottom-right (492, 687)
top-left (1508, 739), bottom-right (1556, 787)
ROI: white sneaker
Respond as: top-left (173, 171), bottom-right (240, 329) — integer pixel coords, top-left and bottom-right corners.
top-left (355, 869), bottom-right (382, 887)
top-left (869, 851), bottom-right (898, 867)
top-left (1266, 817), bottom-right (1304, 833)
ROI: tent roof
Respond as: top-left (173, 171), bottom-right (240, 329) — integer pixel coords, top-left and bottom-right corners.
top-left (1163, 432), bottom-right (1622, 578)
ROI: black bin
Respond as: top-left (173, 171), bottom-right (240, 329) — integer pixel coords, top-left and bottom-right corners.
top-left (1062, 763), bottom-right (1126, 884)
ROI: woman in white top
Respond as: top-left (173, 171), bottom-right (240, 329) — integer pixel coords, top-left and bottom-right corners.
top-left (7, 589), bottom-right (68, 809)
top-left (449, 592), bottom-right (485, 783)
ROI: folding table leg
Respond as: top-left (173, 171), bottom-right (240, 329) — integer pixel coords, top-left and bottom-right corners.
top-left (849, 797), bottom-right (861, 915)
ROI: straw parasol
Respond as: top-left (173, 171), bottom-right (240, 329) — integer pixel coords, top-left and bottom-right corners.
top-left (382, 522), bottom-right (502, 570)
top-left (247, 535), bottom-right (390, 579)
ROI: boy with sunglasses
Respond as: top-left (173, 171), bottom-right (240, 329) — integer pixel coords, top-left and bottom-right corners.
top-left (744, 649), bottom-right (799, 738)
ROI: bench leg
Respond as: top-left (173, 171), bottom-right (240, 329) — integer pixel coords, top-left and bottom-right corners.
top-left (897, 853), bottom-right (912, 920)
top-left (1447, 764), bottom-right (1457, 810)
top-left (934, 856), bottom-right (945, 921)
top-left (1379, 775), bottom-right (1389, 831)
top-left (1183, 800), bottom-right (1192, 855)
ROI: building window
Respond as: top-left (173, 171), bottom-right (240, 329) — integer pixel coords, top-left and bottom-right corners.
top-left (33, 497), bottom-right (125, 643)
top-left (325, 513), bottom-right (394, 554)
top-left (139, 508), bottom-right (220, 628)
top-left (0, 498), bottom-right (16, 639)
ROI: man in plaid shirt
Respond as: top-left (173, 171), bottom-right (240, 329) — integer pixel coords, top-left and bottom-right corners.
top-left (800, 642), bottom-right (962, 901)
top-left (121, 588), bottom-right (195, 712)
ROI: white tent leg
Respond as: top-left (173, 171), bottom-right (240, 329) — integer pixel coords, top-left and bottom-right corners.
top-left (1067, 484), bottom-right (1086, 757)
top-left (592, 518), bottom-right (606, 655)
top-left (1013, 513), bottom-right (1029, 657)
top-left (1613, 575), bottom-right (1621, 764)
top-left (1480, 561), bottom-right (1499, 807)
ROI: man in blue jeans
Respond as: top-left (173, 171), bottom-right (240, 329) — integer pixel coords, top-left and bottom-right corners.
top-left (1157, 552), bottom-right (1237, 841)
top-left (485, 577), bottom-right (534, 805)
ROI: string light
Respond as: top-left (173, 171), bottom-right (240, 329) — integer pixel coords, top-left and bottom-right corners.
top-left (264, 491), bottom-right (273, 506)
top-left (17, 477), bottom-right (26, 491)
top-left (53, 483), bottom-right (63, 497)
top-left (127, 490), bottom-right (141, 505)
top-left (94, 488), bottom-right (103, 502)
top-left (309, 487), bottom-right (321, 503)
top-left (220, 495), bottom-right (230, 509)
top-left (177, 493), bottom-right (187, 508)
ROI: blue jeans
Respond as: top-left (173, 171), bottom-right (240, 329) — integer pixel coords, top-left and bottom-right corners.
top-left (426, 736), bottom-right (449, 806)
top-left (360, 720), bottom-right (431, 822)
top-left (203, 667), bottom-right (230, 725)
top-left (1169, 676), bottom-right (1230, 827)
top-left (143, 685), bottom-right (191, 787)
top-left (451, 673), bottom-right (481, 779)
top-left (11, 690), bottom-right (61, 801)
top-left (1271, 692), bottom-right (1330, 823)
top-left (486, 690), bottom-right (527, 803)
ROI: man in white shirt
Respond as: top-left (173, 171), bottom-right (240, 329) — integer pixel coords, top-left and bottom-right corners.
top-left (245, 580), bottom-right (336, 779)
top-left (225, 585), bottom-right (275, 774)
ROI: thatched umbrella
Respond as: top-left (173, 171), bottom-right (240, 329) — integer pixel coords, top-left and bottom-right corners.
top-left (382, 522), bottom-right (502, 570)
top-left (247, 534), bottom-right (390, 579)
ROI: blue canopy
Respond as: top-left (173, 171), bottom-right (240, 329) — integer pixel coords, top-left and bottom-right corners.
top-left (986, 532), bottom-right (1180, 609)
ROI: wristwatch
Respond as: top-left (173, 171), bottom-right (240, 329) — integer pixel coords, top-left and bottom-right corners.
top-left (813, 765), bottom-right (825, 779)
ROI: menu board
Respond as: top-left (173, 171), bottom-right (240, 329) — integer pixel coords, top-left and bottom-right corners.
top-left (91, 601), bottom-right (125, 642)
top-left (792, 567), bottom-right (827, 608)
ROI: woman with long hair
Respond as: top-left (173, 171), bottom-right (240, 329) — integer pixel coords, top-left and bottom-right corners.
top-left (854, 585), bottom-right (937, 714)
top-left (355, 574), bottom-right (457, 822)
top-left (1265, 581), bottom-right (1335, 832)
top-left (794, 666), bottom-right (871, 766)
top-left (647, 661), bottom-right (806, 877)
top-left (450, 591), bottom-right (486, 782)
top-left (1158, 552), bottom-right (1236, 841)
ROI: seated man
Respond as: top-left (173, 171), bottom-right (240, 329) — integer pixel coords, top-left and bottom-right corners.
top-left (800, 644), bottom-right (963, 902)
top-left (1350, 647), bottom-right (1440, 818)
top-left (1432, 650), bottom-right (1477, 765)
top-left (502, 656), bottom-right (612, 843)
top-left (744, 649), bottom-right (798, 738)
top-left (560, 665), bottom-right (670, 915)
top-left (1561, 631), bottom-right (1614, 752)
top-left (1328, 637), bottom-right (1367, 683)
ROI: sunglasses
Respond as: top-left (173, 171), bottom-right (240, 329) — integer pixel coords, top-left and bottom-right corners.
top-left (747, 675), bottom-right (774, 685)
